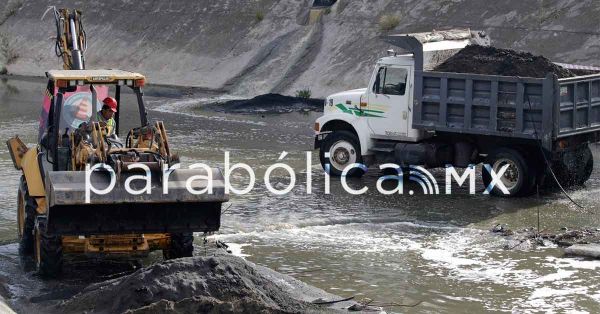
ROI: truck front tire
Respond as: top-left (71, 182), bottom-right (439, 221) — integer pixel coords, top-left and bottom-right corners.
top-left (319, 131), bottom-right (364, 177)
top-left (482, 148), bottom-right (536, 197)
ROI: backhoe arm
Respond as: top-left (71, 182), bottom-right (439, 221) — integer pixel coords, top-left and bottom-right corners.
top-left (45, 7), bottom-right (87, 70)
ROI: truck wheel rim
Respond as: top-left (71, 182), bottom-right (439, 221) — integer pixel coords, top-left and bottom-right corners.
top-left (493, 158), bottom-right (520, 191)
top-left (329, 140), bottom-right (356, 171)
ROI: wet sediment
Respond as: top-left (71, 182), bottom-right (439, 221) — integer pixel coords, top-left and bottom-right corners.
top-left (492, 224), bottom-right (600, 252)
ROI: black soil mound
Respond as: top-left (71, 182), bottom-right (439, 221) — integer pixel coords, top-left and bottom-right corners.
top-left (434, 45), bottom-right (575, 78)
top-left (313, 0), bottom-right (337, 7)
top-left (206, 93), bottom-right (324, 114)
top-left (55, 252), bottom-right (349, 313)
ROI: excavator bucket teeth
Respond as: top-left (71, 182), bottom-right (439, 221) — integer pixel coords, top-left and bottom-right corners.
top-left (44, 168), bottom-right (228, 235)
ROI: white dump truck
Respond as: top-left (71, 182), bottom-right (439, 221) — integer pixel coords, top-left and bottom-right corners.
top-left (314, 30), bottom-right (600, 196)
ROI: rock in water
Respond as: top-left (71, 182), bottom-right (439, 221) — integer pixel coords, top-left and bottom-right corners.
top-left (55, 252), bottom-right (351, 313)
top-left (564, 244), bottom-right (600, 259)
top-left (434, 45), bottom-right (575, 78)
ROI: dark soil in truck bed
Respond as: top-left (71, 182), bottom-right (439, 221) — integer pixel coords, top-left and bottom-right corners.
top-left (434, 45), bottom-right (575, 78)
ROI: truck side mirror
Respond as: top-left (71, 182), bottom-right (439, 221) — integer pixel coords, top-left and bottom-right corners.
top-left (373, 72), bottom-right (381, 94)
top-left (373, 67), bottom-right (385, 94)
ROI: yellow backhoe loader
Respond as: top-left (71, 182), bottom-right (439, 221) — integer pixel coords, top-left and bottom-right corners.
top-left (6, 9), bottom-right (228, 276)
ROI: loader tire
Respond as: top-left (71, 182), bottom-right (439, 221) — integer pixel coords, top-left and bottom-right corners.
top-left (34, 217), bottom-right (63, 277)
top-left (164, 233), bottom-right (194, 260)
top-left (18, 177), bottom-right (36, 255)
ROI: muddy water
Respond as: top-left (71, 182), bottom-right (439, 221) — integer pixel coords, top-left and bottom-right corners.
top-left (1, 78), bottom-right (600, 313)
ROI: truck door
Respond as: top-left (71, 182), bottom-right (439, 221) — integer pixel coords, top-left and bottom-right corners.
top-left (367, 66), bottom-right (412, 139)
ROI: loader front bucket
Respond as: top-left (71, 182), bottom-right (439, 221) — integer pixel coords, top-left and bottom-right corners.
top-left (44, 168), bottom-right (229, 235)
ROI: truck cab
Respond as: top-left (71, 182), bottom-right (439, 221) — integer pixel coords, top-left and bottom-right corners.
top-left (316, 54), bottom-right (421, 171)
top-left (363, 54), bottom-right (425, 141)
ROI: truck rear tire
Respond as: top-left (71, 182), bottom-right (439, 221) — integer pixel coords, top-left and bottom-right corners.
top-left (18, 177), bottom-right (36, 255)
top-left (482, 148), bottom-right (536, 197)
top-left (319, 131), bottom-right (364, 177)
top-left (163, 233), bottom-right (194, 260)
top-left (549, 145), bottom-right (593, 187)
top-left (34, 217), bottom-right (63, 277)
top-left (576, 145), bottom-right (593, 185)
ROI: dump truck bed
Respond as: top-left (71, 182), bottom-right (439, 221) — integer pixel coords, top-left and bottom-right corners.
top-left (413, 71), bottom-right (600, 150)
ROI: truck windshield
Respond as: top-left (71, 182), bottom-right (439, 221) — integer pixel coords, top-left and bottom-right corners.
top-left (375, 67), bottom-right (408, 96)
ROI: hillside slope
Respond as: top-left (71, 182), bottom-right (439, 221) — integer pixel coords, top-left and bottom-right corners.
top-left (0, 0), bottom-right (598, 97)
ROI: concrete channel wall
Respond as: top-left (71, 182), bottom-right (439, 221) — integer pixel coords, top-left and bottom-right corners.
top-left (0, 295), bottom-right (15, 314)
top-left (0, 0), bottom-right (598, 97)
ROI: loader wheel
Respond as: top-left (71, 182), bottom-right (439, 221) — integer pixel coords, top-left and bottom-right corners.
top-left (319, 130), bottom-right (364, 177)
top-left (163, 233), bottom-right (194, 260)
top-left (33, 217), bottom-right (63, 277)
top-left (18, 177), bottom-right (36, 255)
top-left (482, 148), bottom-right (535, 197)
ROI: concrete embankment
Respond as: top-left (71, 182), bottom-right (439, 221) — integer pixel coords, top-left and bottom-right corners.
top-left (0, 268), bottom-right (14, 314)
top-left (0, 0), bottom-right (598, 98)
top-left (0, 296), bottom-right (15, 314)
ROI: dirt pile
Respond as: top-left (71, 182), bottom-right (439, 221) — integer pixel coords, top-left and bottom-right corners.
top-left (55, 251), bottom-right (348, 314)
top-left (434, 45), bottom-right (575, 78)
top-left (205, 93), bottom-right (324, 114)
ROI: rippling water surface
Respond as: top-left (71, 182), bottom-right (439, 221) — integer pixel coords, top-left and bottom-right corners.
top-left (0, 78), bottom-right (599, 313)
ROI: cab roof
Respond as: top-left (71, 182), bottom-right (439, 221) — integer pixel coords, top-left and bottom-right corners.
top-left (45, 69), bottom-right (145, 82)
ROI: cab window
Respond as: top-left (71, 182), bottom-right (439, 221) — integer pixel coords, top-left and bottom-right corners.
top-left (59, 86), bottom-right (105, 131)
top-left (374, 67), bottom-right (408, 96)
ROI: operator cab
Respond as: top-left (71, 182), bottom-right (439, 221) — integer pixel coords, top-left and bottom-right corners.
top-left (40, 69), bottom-right (155, 171)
